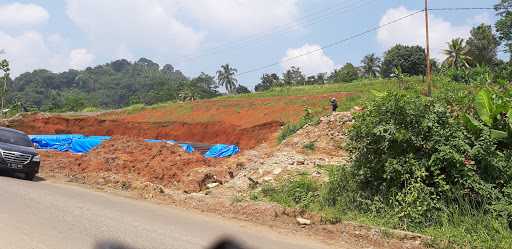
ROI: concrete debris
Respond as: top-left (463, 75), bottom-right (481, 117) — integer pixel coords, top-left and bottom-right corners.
top-left (296, 217), bottom-right (311, 225)
top-left (222, 112), bottom-right (353, 190)
top-left (207, 183), bottom-right (220, 189)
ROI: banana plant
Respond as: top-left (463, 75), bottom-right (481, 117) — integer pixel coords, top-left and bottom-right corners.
top-left (464, 89), bottom-right (512, 140)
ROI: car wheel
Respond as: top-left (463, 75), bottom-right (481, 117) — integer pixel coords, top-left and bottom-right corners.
top-left (24, 171), bottom-right (36, 181)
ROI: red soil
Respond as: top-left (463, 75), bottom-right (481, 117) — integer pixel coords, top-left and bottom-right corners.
top-left (11, 114), bottom-right (281, 150)
top-left (104, 93), bottom-right (352, 128)
top-left (40, 137), bottom-right (237, 192)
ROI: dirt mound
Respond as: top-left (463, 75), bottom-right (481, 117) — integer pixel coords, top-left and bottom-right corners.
top-left (40, 137), bottom-right (239, 192)
top-left (8, 113), bottom-right (281, 149)
top-left (282, 111), bottom-right (353, 156)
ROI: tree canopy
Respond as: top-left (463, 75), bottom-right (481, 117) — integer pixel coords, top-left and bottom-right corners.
top-left (217, 64), bottom-right (238, 94)
top-left (7, 58), bottom-right (220, 112)
top-left (282, 66), bottom-right (306, 86)
top-left (381, 45), bottom-right (426, 78)
top-left (361, 53), bottom-right (381, 78)
top-left (255, 73), bottom-right (280, 92)
top-left (443, 38), bottom-right (472, 69)
top-left (330, 63), bottom-right (360, 83)
top-left (466, 24), bottom-right (500, 66)
top-left (496, 0), bottom-right (512, 59)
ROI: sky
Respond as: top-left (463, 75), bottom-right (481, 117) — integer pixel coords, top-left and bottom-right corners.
top-left (0, 0), bottom-right (500, 89)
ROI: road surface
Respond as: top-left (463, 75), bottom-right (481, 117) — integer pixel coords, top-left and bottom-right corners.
top-left (0, 176), bottom-right (335, 249)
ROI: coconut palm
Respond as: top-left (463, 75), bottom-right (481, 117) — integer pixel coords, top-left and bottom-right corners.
top-left (361, 53), bottom-right (381, 78)
top-left (443, 38), bottom-right (472, 69)
top-left (216, 64), bottom-right (238, 94)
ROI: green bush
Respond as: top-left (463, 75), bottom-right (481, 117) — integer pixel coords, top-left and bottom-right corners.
top-left (259, 90), bottom-right (512, 248)
top-left (340, 92), bottom-right (512, 229)
top-left (277, 106), bottom-right (319, 143)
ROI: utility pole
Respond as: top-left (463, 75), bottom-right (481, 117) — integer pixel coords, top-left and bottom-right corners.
top-left (425, 0), bottom-right (432, 97)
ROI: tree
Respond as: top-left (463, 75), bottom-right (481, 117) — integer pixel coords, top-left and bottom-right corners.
top-left (443, 38), bottom-right (472, 69)
top-left (361, 53), bottom-right (381, 78)
top-left (216, 64), bottom-right (238, 94)
top-left (255, 73), bottom-right (279, 92)
top-left (282, 66), bottom-right (305, 86)
top-left (381, 44), bottom-right (426, 78)
top-left (0, 56), bottom-right (10, 114)
top-left (466, 24), bottom-right (500, 66)
top-left (315, 73), bottom-right (326, 84)
top-left (192, 72), bottom-right (218, 92)
top-left (235, 85), bottom-right (251, 94)
top-left (496, 0), bottom-right (512, 59)
top-left (330, 63), bottom-right (359, 83)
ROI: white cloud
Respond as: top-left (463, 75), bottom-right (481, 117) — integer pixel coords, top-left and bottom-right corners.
top-left (180, 0), bottom-right (300, 36)
top-left (280, 43), bottom-right (335, 75)
top-left (69, 49), bottom-right (95, 70)
top-left (0, 31), bottom-right (95, 76)
top-left (0, 3), bottom-right (49, 28)
top-left (377, 6), bottom-right (471, 60)
top-left (469, 13), bottom-right (494, 26)
top-left (65, 0), bottom-right (204, 55)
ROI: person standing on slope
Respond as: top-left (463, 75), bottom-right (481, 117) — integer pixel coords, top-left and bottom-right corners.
top-left (330, 98), bottom-right (338, 112)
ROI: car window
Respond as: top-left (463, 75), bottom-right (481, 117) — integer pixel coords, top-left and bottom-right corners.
top-left (0, 130), bottom-right (32, 147)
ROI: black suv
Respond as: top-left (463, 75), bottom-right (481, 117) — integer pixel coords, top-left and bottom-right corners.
top-left (0, 127), bottom-right (40, 180)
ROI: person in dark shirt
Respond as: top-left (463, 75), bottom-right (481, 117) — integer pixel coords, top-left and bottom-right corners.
top-left (330, 98), bottom-right (338, 112)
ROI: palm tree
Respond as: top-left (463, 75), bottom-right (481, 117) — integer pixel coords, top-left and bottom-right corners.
top-left (216, 64), bottom-right (238, 94)
top-left (443, 38), bottom-right (472, 69)
top-left (361, 53), bottom-right (381, 78)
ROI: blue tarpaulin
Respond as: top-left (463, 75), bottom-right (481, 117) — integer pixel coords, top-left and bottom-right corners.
top-left (70, 138), bottom-right (105, 154)
top-left (204, 144), bottom-right (240, 158)
top-left (31, 134), bottom-right (239, 157)
top-left (30, 134), bottom-right (110, 154)
top-left (30, 134), bottom-right (85, 151)
top-left (180, 144), bottom-right (195, 153)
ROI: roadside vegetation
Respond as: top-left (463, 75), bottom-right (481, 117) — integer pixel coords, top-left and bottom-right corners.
top-left (257, 3), bottom-right (512, 248)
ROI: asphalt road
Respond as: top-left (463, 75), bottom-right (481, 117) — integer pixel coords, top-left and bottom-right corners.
top-left (0, 176), bottom-right (335, 249)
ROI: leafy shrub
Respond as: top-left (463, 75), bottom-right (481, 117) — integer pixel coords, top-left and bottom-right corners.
top-left (339, 92), bottom-right (512, 228)
top-left (277, 106), bottom-right (319, 143)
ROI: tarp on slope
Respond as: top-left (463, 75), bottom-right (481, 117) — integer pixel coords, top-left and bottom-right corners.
top-left (70, 138), bottom-right (105, 154)
top-left (30, 135), bottom-right (110, 153)
top-left (30, 134), bottom-right (85, 151)
top-left (204, 144), bottom-right (240, 158)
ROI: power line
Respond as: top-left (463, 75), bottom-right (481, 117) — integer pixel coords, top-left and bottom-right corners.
top-left (428, 7), bottom-right (496, 11)
top-left (237, 9), bottom-right (425, 77)
top-left (177, 0), bottom-right (378, 65)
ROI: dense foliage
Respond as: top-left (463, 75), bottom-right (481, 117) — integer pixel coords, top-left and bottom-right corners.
top-left (7, 58), bottom-right (223, 112)
top-left (381, 45), bottom-right (426, 78)
top-left (496, 0), bottom-right (512, 57)
top-left (330, 63), bottom-right (359, 83)
top-left (466, 24), bottom-right (500, 66)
